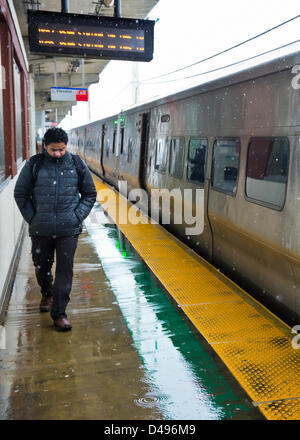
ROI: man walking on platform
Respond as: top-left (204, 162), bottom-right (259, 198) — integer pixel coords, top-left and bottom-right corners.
top-left (14, 127), bottom-right (97, 331)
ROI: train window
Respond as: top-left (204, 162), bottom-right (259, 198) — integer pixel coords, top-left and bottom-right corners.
top-left (211, 138), bottom-right (240, 194)
top-left (79, 137), bottom-right (84, 155)
top-left (87, 138), bottom-right (95, 154)
top-left (187, 138), bottom-right (207, 185)
top-left (155, 138), bottom-right (167, 172)
top-left (69, 134), bottom-right (75, 154)
top-left (169, 137), bottom-right (185, 179)
top-left (246, 137), bottom-right (289, 209)
top-left (105, 139), bottom-right (110, 158)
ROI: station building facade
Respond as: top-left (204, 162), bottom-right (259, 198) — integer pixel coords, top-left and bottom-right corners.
top-left (0, 0), bottom-right (30, 322)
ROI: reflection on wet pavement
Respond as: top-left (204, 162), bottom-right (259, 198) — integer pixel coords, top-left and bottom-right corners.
top-left (0, 203), bottom-right (263, 420)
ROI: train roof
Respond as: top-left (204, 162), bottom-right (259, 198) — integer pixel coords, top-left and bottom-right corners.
top-left (70, 50), bottom-right (300, 130)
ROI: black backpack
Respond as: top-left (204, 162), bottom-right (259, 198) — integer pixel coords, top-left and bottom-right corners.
top-left (29, 153), bottom-right (86, 187)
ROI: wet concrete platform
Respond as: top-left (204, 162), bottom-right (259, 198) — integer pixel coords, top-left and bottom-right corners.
top-left (0, 204), bottom-right (263, 420)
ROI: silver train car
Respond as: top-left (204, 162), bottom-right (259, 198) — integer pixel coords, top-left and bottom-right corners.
top-left (69, 51), bottom-right (300, 324)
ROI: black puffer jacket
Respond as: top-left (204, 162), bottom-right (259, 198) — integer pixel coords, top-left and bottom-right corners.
top-left (14, 150), bottom-right (97, 237)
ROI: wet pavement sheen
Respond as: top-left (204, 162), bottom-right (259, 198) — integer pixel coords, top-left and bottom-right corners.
top-left (0, 204), bottom-right (263, 420)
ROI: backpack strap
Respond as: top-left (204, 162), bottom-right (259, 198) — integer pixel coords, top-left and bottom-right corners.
top-left (71, 154), bottom-right (86, 188)
top-left (29, 154), bottom-right (44, 187)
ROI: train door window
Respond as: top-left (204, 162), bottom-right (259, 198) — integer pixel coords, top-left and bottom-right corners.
top-left (101, 124), bottom-right (106, 157)
top-left (120, 128), bottom-right (125, 154)
top-left (169, 137), bottom-right (185, 179)
top-left (246, 137), bottom-right (289, 209)
top-left (187, 138), bottom-right (207, 185)
top-left (112, 127), bottom-right (117, 154)
top-left (155, 138), bottom-right (167, 172)
top-left (211, 138), bottom-right (240, 194)
top-left (127, 138), bottom-right (133, 163)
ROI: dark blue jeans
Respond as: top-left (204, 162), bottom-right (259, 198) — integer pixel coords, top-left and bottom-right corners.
top-left (31, 235), bottom-right (78, 320)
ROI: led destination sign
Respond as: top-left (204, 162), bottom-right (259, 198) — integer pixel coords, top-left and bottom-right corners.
top-left (28, 10), bottom-right (155, 61)
top-left (38, 24), bottom-right (145, 54)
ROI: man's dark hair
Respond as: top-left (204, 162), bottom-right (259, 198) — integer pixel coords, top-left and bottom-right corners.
top-left (43, 127), bottom-right (68, 146)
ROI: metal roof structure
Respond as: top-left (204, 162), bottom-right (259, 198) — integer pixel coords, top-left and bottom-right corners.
top-left (12, 0), bottom-right (159, 124)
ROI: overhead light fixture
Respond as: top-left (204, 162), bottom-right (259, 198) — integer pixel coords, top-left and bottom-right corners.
top-left (103, 0), bottom-right (114, 6)
top-left (68, 59), bottom-right (80, 73)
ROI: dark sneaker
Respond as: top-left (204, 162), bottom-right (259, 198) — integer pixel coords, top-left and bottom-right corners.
top-left (39, 296), bottom-right (53, 313)
top-left (53, 318), bottom-right (72, 331)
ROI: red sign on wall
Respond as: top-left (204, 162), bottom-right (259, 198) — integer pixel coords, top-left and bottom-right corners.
top-left (76, 89), bottom-right (89, 102)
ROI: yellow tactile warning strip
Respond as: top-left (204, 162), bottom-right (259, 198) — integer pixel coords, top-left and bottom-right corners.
top-left (93, 176), bottom-right (300, 420)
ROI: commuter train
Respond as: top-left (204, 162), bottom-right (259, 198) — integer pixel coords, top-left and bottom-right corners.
top-left (68, 51), bottom-right (300, 324)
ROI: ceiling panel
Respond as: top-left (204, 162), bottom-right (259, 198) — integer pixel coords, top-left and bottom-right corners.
top-left (12, 0), bottom-right (159, 122)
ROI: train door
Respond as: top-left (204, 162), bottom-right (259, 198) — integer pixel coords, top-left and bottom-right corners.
top-left (113, 119), bottom-right (120, 181)
top-left (139, 112), bottom-right (150, 190)
top-left (208, 137), bottom-right (241, 267)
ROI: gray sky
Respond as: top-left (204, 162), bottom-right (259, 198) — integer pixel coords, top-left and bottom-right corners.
top-left (61, 0), bottom-right (300, 129)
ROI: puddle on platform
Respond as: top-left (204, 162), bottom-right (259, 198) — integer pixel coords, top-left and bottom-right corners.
top-left (83, 203), bottom-right (263, 420)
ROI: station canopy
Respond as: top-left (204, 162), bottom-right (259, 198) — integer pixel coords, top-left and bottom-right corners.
top-left (13, 0), bottom-right (159, 124)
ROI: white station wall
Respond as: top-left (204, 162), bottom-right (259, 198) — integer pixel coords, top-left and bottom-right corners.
top-left (0, 173), bottom-right (24, 308)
